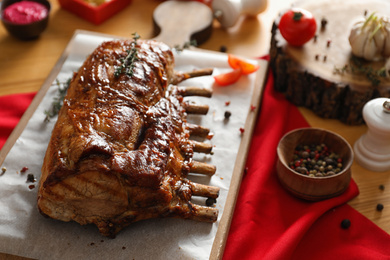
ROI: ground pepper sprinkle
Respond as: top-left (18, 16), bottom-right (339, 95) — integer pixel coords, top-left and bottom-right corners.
top-left (289, 143), bottom-right (343, 177)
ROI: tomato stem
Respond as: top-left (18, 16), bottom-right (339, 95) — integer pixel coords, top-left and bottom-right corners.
top-left (293, 11), bottom-right (303, 21)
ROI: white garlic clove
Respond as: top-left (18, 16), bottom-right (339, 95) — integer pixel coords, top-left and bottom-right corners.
top-left (349, 20), bottom-right (364, 40)
top-left (383, 25), bottom-right (390, 57)
top-left (349, 24), bottom-right (367, 57)
top-left (385, 58), bottom-right (390, 77)
top-left (363, 38), bottom-right (378, 60)
top-left (373, 27), bottom-right (385, 53)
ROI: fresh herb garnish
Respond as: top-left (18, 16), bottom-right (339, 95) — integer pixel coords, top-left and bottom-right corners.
top-left (333, 64), bottom-right (349, 74)
top-left (333, 56), bottom-right (388, 86)
top-left (174, 40), bottom-right (197, 52)
top-left (350, 56), bottom-right (386, 86)
top-left (114, 33), bottom-right (140, 78)
top-left (44, 78), bottom-right (71, 122)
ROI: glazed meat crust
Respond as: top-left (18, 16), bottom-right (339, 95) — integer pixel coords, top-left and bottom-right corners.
top-left (37, 39), bottom-right (218, 237)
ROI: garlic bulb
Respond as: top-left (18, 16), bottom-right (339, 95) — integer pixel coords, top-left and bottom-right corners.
top-left (349, 13), bottom-right (390, 61)
top-left (386, 58), bottom-right (390, 77)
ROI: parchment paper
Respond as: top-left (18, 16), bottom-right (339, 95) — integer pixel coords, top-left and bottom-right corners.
top-left (0, 32), bottom-right (261, 260)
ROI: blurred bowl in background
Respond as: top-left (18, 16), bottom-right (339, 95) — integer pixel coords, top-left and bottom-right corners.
top-left (58, 0), bottom-right (132, 25)
top-left (1, 0), bottom-right (51, 40)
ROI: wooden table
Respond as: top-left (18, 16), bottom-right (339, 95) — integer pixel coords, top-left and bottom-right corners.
top-left (0, 0), bottom-right (389, 258)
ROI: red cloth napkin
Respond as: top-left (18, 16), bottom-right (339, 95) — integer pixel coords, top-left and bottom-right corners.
top-left (0, 92), bottom-right (36, 150)
top-left (1, 62), bottom-right (390, 259)
top-left (223, 59), bottom-right (390, 259)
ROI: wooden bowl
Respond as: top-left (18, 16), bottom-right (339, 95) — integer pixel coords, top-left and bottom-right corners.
top-left (276, 128), bottom-right (353, 201)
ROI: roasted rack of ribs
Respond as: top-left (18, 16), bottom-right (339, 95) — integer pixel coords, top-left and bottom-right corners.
top-left (37, 39), bottom-right (219, 237)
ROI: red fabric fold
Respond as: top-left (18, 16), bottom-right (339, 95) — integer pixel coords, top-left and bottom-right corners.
top-left (223, 58), bottom-right (390, 259)
top-left (1, 61), bottom-right (389, 259)
top-left (0, 92), bottom-right (36, 150)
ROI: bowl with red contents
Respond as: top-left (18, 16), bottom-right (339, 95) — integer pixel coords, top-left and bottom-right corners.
top-left (1, 0), bottom-right (50, 40)
top-left (276, 128), bottom-right (353, 201)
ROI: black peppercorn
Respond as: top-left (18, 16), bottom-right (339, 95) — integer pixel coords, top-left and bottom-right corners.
top-left (27, 174), bottom-right (35, 183)
top-left (321, 18), bottom-right (328, 30)
top-left (376, 203), bottom-right (384, 211)
top-left (379, 184), bottom-right (385, 191)
top-left (219, 45), bottom-right (227, 53)
top-left (341, 219), bottom-right (351, 229)
top-left (224, 111), bottom-right (232, 119)
top-left (301, 151), bottom-right (310, 159)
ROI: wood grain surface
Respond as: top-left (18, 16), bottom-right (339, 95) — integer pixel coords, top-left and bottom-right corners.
top-left (0, 0), bottom-right (389, 259)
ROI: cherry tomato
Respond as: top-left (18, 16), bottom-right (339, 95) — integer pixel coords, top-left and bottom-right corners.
top-left (278, 8), bottom-right (317, 46)
top-left (214, 69), bottom-right (242, 86)
top-left (227, 54), bottom-right (260, 75)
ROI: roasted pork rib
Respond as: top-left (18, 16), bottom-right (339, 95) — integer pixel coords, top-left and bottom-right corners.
top-left (37, 39), bottom-right (219, 237)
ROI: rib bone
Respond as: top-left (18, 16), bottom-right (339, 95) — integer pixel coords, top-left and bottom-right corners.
top-left (187, 123), bottom-right (210, 138)
top-left (177, 86), bottom-right (212, 98)
top-left (184, 103), bottom-right (209, 114)
top-left (191, 182), bottom-right (219, 199)
top-left (190, 161), bottom-right (216, 175)
top-left (188, 204), bottom-right (218, 223)
top-left (172, 68), bottom-right (214, 85)
top-left (190, 140), bottom-right (213, 154)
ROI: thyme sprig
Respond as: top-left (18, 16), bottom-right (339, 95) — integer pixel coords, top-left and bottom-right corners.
top-left (114, 33), bottom-right (140, 78)
top-left (333, 56), bottom-right (388, 86)
top-left (174, 40), bottom-right (197, 52)
top-left (44, 78), bottom-right (71, 122)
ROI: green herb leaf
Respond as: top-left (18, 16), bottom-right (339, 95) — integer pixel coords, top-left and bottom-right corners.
top-left (114, 33), bottom-right (140, 78)
top-left (174, 40), bottom-right (198, 52)
top-left (44, 78), bottom-right (71, 122)
top-left (333, 56), bottom-right (387, 86)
